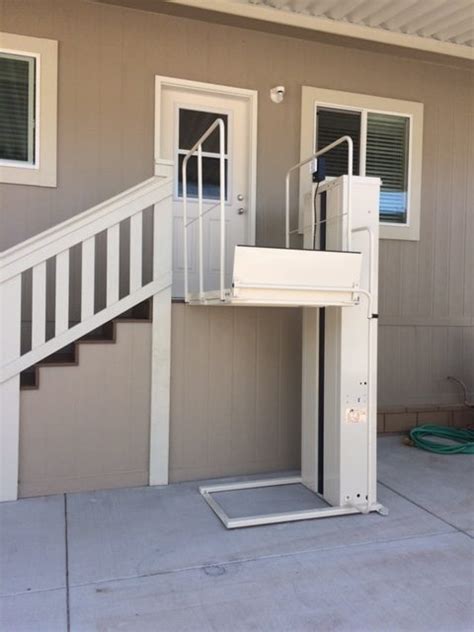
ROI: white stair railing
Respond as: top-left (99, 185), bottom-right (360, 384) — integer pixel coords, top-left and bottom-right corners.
top-left (1, 171), bottom-right (172, 383)
top-left (182, 118), bottom-right (226, 301)
top-left (0, 165), bottom-right (173, 501)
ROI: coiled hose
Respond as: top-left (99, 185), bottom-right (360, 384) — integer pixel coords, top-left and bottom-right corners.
top-left (408, 425), bottom-right (474, 454)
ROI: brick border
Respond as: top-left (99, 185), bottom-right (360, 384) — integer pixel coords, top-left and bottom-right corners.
top-left (377, 406), bottom-right (474, 434)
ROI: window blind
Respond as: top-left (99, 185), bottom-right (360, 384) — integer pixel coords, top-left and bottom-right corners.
top-left (316, 107), bottom-right (361, 177)
top-left (366, 113), bottom-right (409, 224)
top-left (0, 52), bottom-right (35, 163)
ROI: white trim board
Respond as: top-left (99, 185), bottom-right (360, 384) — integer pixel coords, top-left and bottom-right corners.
top-left (166, 0), bottom-right (474, 61)
top-left (0, 32), bottom-right (58, 187)
top-left (154, 75), bottom-right (258, 246)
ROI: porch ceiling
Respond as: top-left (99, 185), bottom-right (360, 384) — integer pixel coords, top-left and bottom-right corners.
top-left (166, 0), bottom-right (474, 59)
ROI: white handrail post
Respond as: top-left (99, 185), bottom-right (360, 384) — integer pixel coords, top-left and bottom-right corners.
top-left (285, 173), bottom-right (290, 249)
top-left (197, 145), bottom-right (204, 299)
top-left (182, 159), bottom-right (189, 300)
top-left (219, 119), bottom-right (225, 301)
top-left (346, 137), bottom-right (353, 251)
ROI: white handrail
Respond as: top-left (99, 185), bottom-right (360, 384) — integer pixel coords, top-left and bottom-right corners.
top-left (1, 176), bottom-right (169, 283)
top-left (285, 135), bottom-right (353, 250)
top-left (182, 118), bottom-right (226, 301)
top-left (1, 174), bottom-right (173, 383)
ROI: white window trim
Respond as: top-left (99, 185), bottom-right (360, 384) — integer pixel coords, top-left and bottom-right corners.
top-left (300, 86), bottom-right (424, 241)
top-left (0, 32), bottom-right (58, 187)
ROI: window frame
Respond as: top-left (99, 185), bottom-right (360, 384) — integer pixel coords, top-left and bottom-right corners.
top-left (0, 32), bottom-right (57, 187)
top-left (300, 86), bottom-right (424, 241)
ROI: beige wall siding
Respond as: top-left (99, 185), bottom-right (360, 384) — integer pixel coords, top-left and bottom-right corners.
top-left (19, 306), bottom-right (301, 495)
top-left (169, 304), bottom-right (302, 482)
top-left (2, 0), bottom-right (473, 411)
top-left (19, 322), bottom-right (152, 497)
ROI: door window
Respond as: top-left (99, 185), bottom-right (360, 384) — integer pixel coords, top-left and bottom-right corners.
top-left (177, 108), bottom-right (229, 200)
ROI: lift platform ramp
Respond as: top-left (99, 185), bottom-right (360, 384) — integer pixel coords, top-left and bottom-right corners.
top-left (182, 128), bottom-right (388, 528)
top-left (187, 246), bottom-right (363, 307)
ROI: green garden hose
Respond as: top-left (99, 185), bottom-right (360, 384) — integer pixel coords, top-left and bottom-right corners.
top-left (407, 425), bottom-right (474, 455)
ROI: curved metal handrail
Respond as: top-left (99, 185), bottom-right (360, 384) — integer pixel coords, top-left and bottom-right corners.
top-left (285, 135), bottom-right (353, 250)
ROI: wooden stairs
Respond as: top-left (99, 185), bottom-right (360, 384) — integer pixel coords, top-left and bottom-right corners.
top-left (20, 300), bottom-right (152, 390)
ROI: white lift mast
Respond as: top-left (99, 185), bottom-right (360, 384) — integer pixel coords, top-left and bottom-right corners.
top-left (182, 124), bottom-right (388, 528)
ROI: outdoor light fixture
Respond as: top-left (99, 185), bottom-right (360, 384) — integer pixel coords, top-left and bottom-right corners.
top-left (270, 85), bottom-right (285, 103)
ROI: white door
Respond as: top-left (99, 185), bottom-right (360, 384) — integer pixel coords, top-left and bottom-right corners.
top-left (156, 77), bottom-right (257, 297)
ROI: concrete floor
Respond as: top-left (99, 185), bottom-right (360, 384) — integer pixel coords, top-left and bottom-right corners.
top-left (1, 436), bottom-right (473, 631)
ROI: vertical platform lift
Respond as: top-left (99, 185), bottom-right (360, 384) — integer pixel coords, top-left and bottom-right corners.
top-left (182, 125), bottom-right (388, 528)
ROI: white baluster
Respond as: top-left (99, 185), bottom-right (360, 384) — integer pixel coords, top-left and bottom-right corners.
top-left (32, 261), bottom-right (47, 348)
top-left (130, 212), bottom-right (143, 293)
top-left (55, 250), bottom-right (69, 335)
top-left (81, 237), bottom-right (95, 320)
top-left (106, 224), bottom-right (120, 305)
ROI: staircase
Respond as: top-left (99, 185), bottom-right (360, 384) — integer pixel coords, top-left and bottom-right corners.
top-left (20, 300), bottom-right (152, 390)
top-left (0, 162), bottom-right (174, 501)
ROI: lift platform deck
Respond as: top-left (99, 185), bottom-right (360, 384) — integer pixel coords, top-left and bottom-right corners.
top-left (186, 245), bottom-right (363, 308)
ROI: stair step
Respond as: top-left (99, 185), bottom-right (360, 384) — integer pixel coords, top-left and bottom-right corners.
top-left (20, 367), bottom-right (37, 389)
top-left (40, 344), bottom-right (76, 365)
top-left (80, 321), bottom-right (115, 343)
top-left (19, 299), bottom-right (152, 390)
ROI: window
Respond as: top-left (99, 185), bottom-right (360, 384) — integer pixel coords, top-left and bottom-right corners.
top-left (301, 87), bottom-right (423, 241)
top-left (176, 108), bottom-right (229, 200)
top-left (0, 32), bottom-right (57, 187)
top-left (0, 52), bottom-right (36, 164)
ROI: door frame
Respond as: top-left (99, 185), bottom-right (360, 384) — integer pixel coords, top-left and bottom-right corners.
top-left (154, 75), bottom-right (258, 246)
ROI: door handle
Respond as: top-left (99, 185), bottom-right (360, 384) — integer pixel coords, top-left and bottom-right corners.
top-left (237, 207), bottom-right (246, 215)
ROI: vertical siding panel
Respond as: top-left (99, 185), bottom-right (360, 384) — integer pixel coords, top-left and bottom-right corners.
top-left (431, 327), bottom-right (449, 404)
top-left (231, 308), bottom-right (258, 467)
top-left (98, 4), bottom-right (124, 197)
top-left (207, 309), bottom-right (234, 473)
top-left (121, 4), bottom-right (150, 187)
top-left (182, 307), bottom-right (209, 472)
top-left (461, 327), bottom-right (474, 402)
top-left (447, 327), bottom-right (464, 395)
top-left (415, 327), bottom-right (433, 403)
top-left (448, 112), bottom-right (468, 318)
top-left (398, 326), bottom-right (417, 405)
top-left (415, 104), bottom-right (437, 318)
top-left (255, 309), bottom-right (281, 464)
top-left (432, 105), bottom-right (454, 318)
top-left (463, 114), bottom-right (474, 320)
top-left (379, 241), bottom-right (402, 317)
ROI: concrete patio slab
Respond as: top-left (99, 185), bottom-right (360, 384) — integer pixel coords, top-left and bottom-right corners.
top-left (0, 588), bottom-right (67, 632)
top-left (69, 532), bottom-right (473, 632)
top-left (66, 478), bottom-right (454, 586)
top-left (0, 495), bottom-right (66, 595)
top-left (378, 435), bottom-right (474, 532)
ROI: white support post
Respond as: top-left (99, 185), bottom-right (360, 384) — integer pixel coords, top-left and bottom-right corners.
top-left (149, 160), bottom-right (173, 486)
top-left (149, 287), bottom-right (171, 486)
top-left (0, 275), bottom-right (21, 501)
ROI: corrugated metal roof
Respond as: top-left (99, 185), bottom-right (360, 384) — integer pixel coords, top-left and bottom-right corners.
top-left (250, 0), bottom-right (473, 48)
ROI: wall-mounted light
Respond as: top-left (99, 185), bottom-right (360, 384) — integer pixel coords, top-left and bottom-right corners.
top-left (270, 85), bottom-right (285, 104)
